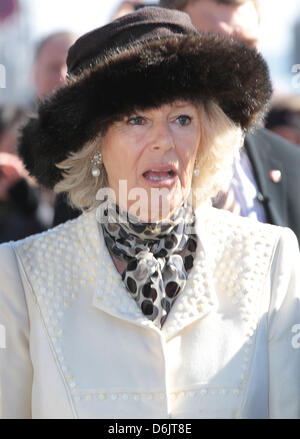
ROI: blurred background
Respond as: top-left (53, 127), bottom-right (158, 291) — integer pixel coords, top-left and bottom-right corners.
top-left (0, 0), bottom-right (300, 106)
top-left (0, 0), bottom-right (299, 106)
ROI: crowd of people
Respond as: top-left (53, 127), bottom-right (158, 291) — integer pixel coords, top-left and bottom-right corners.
top-left (0, 30), bottom-right (78, 243)
top-left (0, 0), bottom-right (299, 420)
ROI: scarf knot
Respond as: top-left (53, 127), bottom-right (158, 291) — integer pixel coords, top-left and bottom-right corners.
top-left (99, 200), bottom-right (197, 328)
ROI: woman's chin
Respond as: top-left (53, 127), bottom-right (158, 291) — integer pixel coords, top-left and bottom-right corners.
top-left (127, 192), bottom-right (186, 223)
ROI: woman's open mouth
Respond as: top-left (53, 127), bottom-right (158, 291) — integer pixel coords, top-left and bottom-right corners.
top-left (142, 168), bottom-right (178, 187)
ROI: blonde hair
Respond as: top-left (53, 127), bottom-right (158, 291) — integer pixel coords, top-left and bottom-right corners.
top-left (54, 101), bottom-right (244, 211)
top-left (191, 101), bottom-right (243, 206)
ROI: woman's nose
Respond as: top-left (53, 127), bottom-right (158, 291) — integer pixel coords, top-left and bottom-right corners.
top-left (148, 122), bottom-right (175, 152)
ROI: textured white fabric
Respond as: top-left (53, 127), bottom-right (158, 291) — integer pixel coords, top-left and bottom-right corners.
top-left (0, 207), bottom-right (299, 419)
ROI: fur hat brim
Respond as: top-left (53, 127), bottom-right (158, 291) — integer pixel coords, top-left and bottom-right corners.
top-left (19, 33), bottom-right (272, 188)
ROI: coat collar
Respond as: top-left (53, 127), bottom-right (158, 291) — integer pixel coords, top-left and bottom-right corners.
top-left (80, 205), bottom-right (218, 340)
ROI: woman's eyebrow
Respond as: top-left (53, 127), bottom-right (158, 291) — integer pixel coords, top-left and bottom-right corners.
top-left (172, 103), bottom-right (194, 109)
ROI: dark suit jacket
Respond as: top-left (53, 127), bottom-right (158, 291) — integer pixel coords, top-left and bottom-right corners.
top-left (245, 128), bottom-right (300, 245)
top-left (52, 192), bottom-right (81, 228)
top-left (0, 179), bottom-right (45, 244)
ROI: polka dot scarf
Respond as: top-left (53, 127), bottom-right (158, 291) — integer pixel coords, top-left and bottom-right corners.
top-left (100, 200), bottom-right (197, 328)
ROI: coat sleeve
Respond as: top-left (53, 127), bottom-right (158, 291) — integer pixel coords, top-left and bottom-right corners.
top-left (268, 227), bottom-right (300, 419)
top-left (0, 243), bottom-right (33, 419)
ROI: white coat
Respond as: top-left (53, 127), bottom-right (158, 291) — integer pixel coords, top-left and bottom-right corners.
top-left (0, 206), bottom-right (299, 419)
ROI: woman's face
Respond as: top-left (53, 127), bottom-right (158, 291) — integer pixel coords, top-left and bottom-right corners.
top-left (101, 101), bottom-right (201, 222)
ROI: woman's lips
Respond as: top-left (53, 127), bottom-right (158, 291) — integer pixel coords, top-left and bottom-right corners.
top-left (142, 169), bottom-right (178, 187)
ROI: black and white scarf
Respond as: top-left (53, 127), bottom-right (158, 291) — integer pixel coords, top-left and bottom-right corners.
top-left (99, 200), bottom-right (197, 328)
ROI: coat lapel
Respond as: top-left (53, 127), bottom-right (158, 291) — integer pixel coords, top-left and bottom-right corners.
top-left (83, 206), bottom-right (218, 338)
top-left (82, 211), bottom-right (158, 332)
top-left (245, 129), bottom-right (288, 226)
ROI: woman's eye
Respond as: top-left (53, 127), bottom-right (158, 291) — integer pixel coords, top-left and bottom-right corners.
top-left (128, 116), bottom-right (145, 126)
top-left (177, 115), bottom-right (192, 126)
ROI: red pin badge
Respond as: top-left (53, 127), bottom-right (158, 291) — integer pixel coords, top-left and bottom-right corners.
top-left (270, 170), bottom-right (282, 183)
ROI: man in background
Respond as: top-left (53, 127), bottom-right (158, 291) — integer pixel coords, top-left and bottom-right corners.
top-left (33, 31), bottom-right (77, 101)
top-left (0, 108), bottom-right (45, 242)
top-left (265, 95), bottom-right (300, 146)
top-left (111, 0), bottom-right (159, 20)
top-left (166, 0), bottom-right (260, 48)
top-left (0, 107), bottom-right (25, 155)
top-left (32, 31), bottom-right (80, 227)
top-left (112, 0), bottom-right (144, 19)
top-left (160, 0), bottom-right (300, 245)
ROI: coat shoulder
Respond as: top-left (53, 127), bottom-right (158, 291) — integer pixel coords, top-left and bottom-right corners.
top-left (0, 241), bottom-right (20, 278)
top-left (7, 211), bottom-right (99, 309)
top-left (205, 206), bottom-right (281, 233)
top-left (11, 212), bottom-right (95, 272)
top-left (201, 208), bottom-right (299, 298)
top-left (203, 207), bottom-right (284, 252)
top-left (247, 128), bottom-right (300, 163)
top-left (12, 212), bottom-right (87, 252)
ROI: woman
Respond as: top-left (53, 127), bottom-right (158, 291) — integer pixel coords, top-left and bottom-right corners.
top-left (0, 7), bottom-right (299, 419)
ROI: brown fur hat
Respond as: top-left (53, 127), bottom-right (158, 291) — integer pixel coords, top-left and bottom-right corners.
top-left (18, 6), bottom-right (272, 189)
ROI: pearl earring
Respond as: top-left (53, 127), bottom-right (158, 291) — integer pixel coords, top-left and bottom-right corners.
top-left (91, 151), bottom-right (102, 177)
top-left (193, 158), bottom-right (199, 176)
